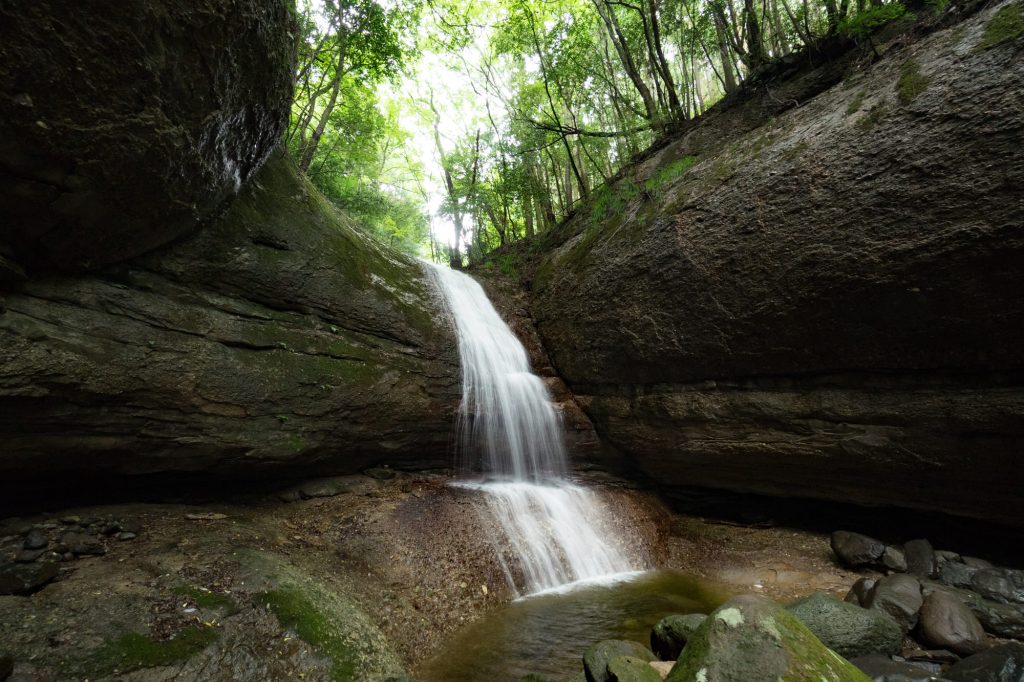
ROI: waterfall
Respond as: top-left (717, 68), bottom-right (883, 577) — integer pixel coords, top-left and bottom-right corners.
top-left (426, 262), bottom-right (639, 596)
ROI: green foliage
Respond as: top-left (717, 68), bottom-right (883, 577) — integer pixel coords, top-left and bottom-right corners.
top-left (591, 181), bottom-right (641, 223)
top-left (838, 3), bottom-right (908, 37)
top-left (644, 156), bottom-right (698, 190)
top-left (286, 0), bottom-right (429, 255)
top-left (261, 589), bottom-right (357, 682)
top-left (974, 2), bottom-right (1024, 51)
top-left (896, 60), bottom-right (930, 103)
top-left (87, 627), bottom-right (218, 675)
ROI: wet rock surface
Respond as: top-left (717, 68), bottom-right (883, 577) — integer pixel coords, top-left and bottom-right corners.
top-left (584, 640), bottom-right (656, 682)
top-left (522, 0), bottom-right (1024, 525)
top-left (650, 613), bottom-right (706, 660)
top-left (0, 0), bottom-right (294, 274)
top-left (0, 475), bottom-right (667, 681)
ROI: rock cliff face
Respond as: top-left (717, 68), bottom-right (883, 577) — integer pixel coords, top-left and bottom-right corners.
top-left (0, 0), bottom-right (294, 276)
top-left (0, 154), bottom-right (460, 496)
top-left (0, 1), bottom-right (460, 501)
top-left (527, 1), bottom-right (1024, 525)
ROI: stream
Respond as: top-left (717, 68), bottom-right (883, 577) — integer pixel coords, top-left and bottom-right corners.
top-left (418, 570), bottom-right (728, 680)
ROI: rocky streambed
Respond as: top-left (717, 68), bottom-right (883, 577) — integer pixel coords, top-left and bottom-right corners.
top-left (0, 472), bottom-right (874, 681)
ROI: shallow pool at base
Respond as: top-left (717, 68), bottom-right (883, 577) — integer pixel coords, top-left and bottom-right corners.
top-left (417, 569), bottom-right (730, 682)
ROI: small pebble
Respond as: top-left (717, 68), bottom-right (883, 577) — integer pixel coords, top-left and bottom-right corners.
top-left (117, 532), bottom-right (137, 541)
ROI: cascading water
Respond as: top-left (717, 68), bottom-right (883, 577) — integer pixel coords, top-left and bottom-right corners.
top-left (426, 262), bottom-right (640, 596)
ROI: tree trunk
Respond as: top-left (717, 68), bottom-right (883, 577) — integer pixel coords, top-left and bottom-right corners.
top-left (713, 9), bottom-right (739, 93)
top-left (592, 0), bottom-right (659, 120)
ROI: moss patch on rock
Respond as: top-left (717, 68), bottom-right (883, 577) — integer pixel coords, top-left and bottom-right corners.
top-left (974, 1), bottom-right (1024, 51)
top-left (85, 626), bottom-right (219, 676)
top-left (250, 552), bottom-right (404, 682)
top-left (897, 60), bottom-right (931, 103)
top-left (261, 588), bottom-right (359, 681)
top-left (667, 595), bottom-right (871, 682)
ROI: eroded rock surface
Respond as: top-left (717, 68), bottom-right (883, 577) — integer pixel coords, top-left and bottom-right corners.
top-left (0, 0), bottom-right (295, 275)
top-left (0, 156), bottom-right (460, 496)
top-left (526, 1), bottom-right (1024, 525)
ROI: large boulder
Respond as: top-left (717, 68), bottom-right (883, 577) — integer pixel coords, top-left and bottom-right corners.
top-left (866, 575), bottom-right (923, 633)
top-left (924, 582), bottom-right (1024, 640)
top-left (832, 531), bottom-right (885, 567)
top-left (916, 591), bottom-right (988, 656)
top-left (0, 0), bottom-right (294, 274)
top-left (666, 595), bottom-right (871, 682)
top-left (525, 0), bottom-right (1024, 526)
top-left (946, 642), bottom-right (1024, 682)
top-left (651, 614), bottom-right (707, 660)
top-left (786, 592), bottom-right (902, 658)
top-left (583, 640), bottom-right (656, 682)
top-left (0, 156), bottom-right (460, 500)
top-left (0, 561), bottom-right (58, 595)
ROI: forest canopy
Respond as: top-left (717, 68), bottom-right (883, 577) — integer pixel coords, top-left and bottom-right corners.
top-left (286, 0), bottom-right (917, 263)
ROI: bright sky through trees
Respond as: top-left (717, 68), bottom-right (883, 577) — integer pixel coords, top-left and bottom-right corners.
top-left (290, 0), bottom-right (913, 263)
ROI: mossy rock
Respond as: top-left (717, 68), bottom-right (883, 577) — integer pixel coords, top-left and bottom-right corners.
top-left (607, 655), bottom-right (663, 682)
top-left (786, 592), bottom-right (901, 658)
top-left (651, 613), bottom-right (707, 660)
top-left (666, 595), bottom-right (871, 682)
top-left (584, 640), bottom-right (657, 682)
top-left (974, 1), bottom-right (1024, 51)
top-left (249, 552), bottom-right (404, 682)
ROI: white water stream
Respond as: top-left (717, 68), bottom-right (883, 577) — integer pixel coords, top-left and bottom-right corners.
top-left (426, 262), bottom-right (640, 596)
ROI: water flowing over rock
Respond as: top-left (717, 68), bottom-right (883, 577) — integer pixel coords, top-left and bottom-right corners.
top-left (426, 263), bottom-right (639, 595)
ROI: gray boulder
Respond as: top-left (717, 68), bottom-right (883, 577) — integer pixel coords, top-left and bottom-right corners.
top-left (61, 532), bottom-right (104, 556)
top-left (867, 574), bottom-right (923, 633)
top-left (584, 640), bottom-right (656, 682)
top-left (922, 582), bottom-right (1024, 640)
top-left (883, 546), bottom-right (909, 573)
top-left (22, 529), bottom-right (47, 550)
top-left (833, 531), bottom-right (886, 567)
top-left (607, 656), bottom-right (662, 682)
top-left (787, 592), bottom-right (902, 658)
top-left (847, 578), bottom-right (878, 606)
top-left (849, 655), bottom-right (947, 681)
top-left (939, 562), bottom-right (978, 589)
top-left (650, 613), bottom-right (707, 660)
top-left (0, 561), bottom-right (58, 595)
top-left (946, 642), bottom-right (1024, 682)
top-left (971, 569), bottom-right (1024, 605)
top-left (666, 595), bottom-right (871, 682)
top-left (905, 539), bottom-right (936, 579)
top-left (962, 557), bottom-right (995, 570)
top-left (916, 591), bottom-right (987, 656)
